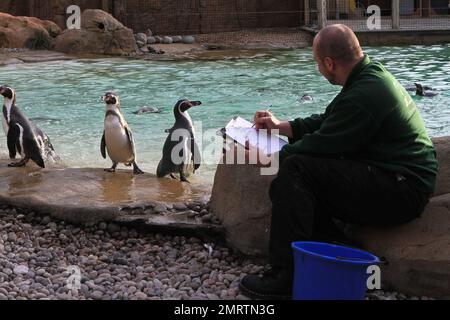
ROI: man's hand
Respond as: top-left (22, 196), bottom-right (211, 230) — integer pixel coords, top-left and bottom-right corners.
top-left (254, 110), bottom-right (280, 131)
top-left (254, 110), bottom-right (294, 138)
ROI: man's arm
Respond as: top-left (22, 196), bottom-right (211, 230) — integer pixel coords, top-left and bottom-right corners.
top-left (289, 113), bottom-right (327, 143)
top-left (280, 100), bottom-right (379, 163)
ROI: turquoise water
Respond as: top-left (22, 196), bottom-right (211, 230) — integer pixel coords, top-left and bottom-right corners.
top-left (1, 45), bottom-right (450, 184)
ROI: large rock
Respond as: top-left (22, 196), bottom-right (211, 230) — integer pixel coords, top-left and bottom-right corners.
top-left (210, 164), bottom-right (275, 256)
top-left (0, 13), bottom-right (61, 49)
top-left (210, 136), bottom-right (450, 298)
top-left (349, 136), bottom-right (450, 298)
top-left (54, 9), bottom-right (137, 55)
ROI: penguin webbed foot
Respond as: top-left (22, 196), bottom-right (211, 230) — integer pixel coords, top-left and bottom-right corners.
top-left (132, 162), bottom-right (144, 175)
top-left (8, 159), bottom-right (28, 168)
top-left (105, 163), bottom-right (118, 173)
top-left (180, 172), bottom-right (191, 184)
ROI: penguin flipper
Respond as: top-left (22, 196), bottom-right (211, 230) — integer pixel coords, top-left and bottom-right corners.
top-left (124, 125), bottom-right (137, 159)
top-left (192, 140), bottom-right (202, 172)
top-left (101, 131), bottom-right (107, 159)
top-left (7, 124), bottom-right (18, 159)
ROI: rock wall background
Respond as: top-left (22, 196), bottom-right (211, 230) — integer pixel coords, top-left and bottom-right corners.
top-left (0, 0), bottom-right (304, 34)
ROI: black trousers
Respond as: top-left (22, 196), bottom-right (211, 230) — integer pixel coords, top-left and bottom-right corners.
top-left (269, 155), bottom-right (430, 267)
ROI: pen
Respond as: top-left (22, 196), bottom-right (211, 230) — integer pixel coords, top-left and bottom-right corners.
top-left (252, 106), bottom-right (272, 128)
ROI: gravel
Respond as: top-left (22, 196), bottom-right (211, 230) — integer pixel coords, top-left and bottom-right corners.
top-left (0, 206), bottom-right (433, 300)
top-left (0, 206), bottom-right (253, 300)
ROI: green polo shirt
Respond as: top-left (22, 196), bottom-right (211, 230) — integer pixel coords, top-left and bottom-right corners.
top-left (280, 54), bottom-right (438, 194)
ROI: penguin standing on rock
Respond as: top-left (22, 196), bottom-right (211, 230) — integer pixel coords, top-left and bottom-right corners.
top-left (101, 92), bottom-right (144, 174)
top-left (157, 99), bottom-right (202, 182)
top-left (0, 85), bottom-right (57, 168)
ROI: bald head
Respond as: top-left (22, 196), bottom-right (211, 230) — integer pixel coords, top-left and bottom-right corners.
top-left (314, 24), bottom-right (363, 66)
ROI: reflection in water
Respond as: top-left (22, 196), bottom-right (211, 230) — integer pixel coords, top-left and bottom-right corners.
top-left (100, 171), bottom-right (134, 203)
top-left (5, 167), bottom-right (44, 194)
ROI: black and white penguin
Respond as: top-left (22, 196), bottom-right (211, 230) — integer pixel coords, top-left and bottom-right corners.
top-left (0, 85), bottom-right (57, 168)
top-left (415, 83), bottom-right (439, 97)
top-left (100, 92), bottom-right (144, 174)
top-left (157, 99), bottom-right (202, 182)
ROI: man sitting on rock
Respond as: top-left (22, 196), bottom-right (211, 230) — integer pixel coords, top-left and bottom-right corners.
top-left (239, 24), bottom-right (438, 300)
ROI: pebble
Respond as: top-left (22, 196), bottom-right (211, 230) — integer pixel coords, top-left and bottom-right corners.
top-left (0, 206), bottom-right (426, 301)
top-left (172, 36), bottom-right (182, 43)
top-left (13, 265), bottom-right (29, 275)
top-left (135, 33), bottom-right (147, 44)
top-left (147, 36), bottom-right (156, 44)
top-left (162, 36), bottom-right (173, 44)
top-left (182, 35), bottom-right (196, 44)
top-left (107, 223), bottom-right (121, 234)
top-left (153, 205), bottom-right (167, 214)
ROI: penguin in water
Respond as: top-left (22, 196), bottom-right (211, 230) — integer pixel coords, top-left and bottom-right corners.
top-left (133, 106), bottom-right (162, 115)
top-left (0, 85), bottom-right (57, 168)
top-left (100, 92), bottom-right (144, 174)
top-left (415, 83), bottom-right (439, 97)
top-left (157, 99), bottom-right (202, 182)
top-left (300, 94), bottom-right (313, 103)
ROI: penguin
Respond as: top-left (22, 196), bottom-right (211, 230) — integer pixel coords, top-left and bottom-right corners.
top-left (157, 99), bottom-right (202, 182)
top-left (404, 83), bottom-right (433, 93)
top-left (133, 106), bottom-right (162, 115)
top-left (415, 83), bottom-right (439, 97)
top-left (100, 92), bottom-right (144, 174)
top-left (0, 85), bottom-right (57, 168)
top-left (300, 94), bottom-right (313, 102)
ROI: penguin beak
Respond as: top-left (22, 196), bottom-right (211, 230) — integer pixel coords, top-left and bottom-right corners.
top-left (189, 101), bottom-right (202, 107)
top-left (0, 86), bottom-right (6, 96)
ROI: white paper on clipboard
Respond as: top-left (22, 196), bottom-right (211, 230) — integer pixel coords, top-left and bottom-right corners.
top-left (224, 117), bottom-right (288, 155)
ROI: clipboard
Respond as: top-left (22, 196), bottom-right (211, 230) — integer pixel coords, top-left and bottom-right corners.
top-left (219, 116), bottom-right (288, 155)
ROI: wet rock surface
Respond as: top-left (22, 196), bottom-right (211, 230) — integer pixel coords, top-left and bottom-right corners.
top-left (0, 159), bottom-right (210, 224)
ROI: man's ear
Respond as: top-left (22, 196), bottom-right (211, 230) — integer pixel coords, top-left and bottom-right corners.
top-left (323, 57), bottom-right (334, 72)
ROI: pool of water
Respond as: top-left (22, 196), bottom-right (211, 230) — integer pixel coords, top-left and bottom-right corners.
top-left (1, 45), bottom-right (449, 185)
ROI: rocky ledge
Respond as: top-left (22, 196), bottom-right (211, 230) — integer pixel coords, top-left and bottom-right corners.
top-left (0, 159), bottom-right (222, 239)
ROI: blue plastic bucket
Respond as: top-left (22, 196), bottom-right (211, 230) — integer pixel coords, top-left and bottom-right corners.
top-left (292, 242), bottom-right (380, 300)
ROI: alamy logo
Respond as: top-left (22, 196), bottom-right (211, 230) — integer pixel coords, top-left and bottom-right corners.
top-left (367, 265), bottom-right (381, 290)
top-left (66, 266), bottom-right (82, 291)
top-left (66, 5), bottom-right (81, 30)
top-left (366, 5), bottom-right (381, 30)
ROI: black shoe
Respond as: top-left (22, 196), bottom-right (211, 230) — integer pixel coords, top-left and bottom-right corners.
top-left (239, 265), bottom-right (293, 300)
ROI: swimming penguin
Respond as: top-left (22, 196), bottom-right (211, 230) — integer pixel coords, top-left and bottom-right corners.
top-left (0, 85), bottom-right (57, 168)
top-left (133, 106), bottom-right (162, 115)
top-left (300, 94), bottom-right (313, 102)
top-left (157, 99), bottom-right (202, 182)
top-left (415, 83), bottom-right (439, 97)
top-left (101, 92), bottom-right (144, 174)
